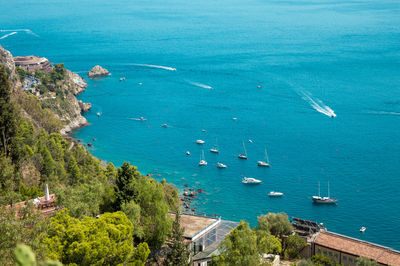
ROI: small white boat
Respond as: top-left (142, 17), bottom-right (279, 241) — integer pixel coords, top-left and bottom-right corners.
top-left (186, 151), bottom-right (191, 156)
top-left (232, 117), bottom-right (237, 120)
top-left (138, 82), bottom-right (143, 85)
top-left (258, 147), bottom-right (271, 167)
top-left (97, 112), bottom-right (101, 117)
top-left (202, 129), bottom-right (207, 132)
top-left (199, 150), bottom-right (207, 166)
top-left (242, 177), bottom-right (261, 184)
top-left (360, 227), bottom-right (366, 233)
top-left (119, 77), bottom-right (126, 81)
top-left (238, 141), bottom-right (248, 159)
top-left (210, 138), bottom-right (219, 153)
top-left (139, 117), bottom-right (147, 121)
top-left (196, 139), bottom-right (205, 144)
top-left (216, 162), bottom-right (227, 168)
top-left (268, 191), bottom-right (284, 197)
top-left (161, 124), bottom-right (168, 128)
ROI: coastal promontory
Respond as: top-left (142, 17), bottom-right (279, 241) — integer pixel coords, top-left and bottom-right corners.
top-left (88, 65), bottom-right (110, 77)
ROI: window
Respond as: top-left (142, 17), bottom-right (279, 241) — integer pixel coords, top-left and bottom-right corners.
top-left (343, 256), bottom-right (347, 261)
top-left (317, 248), bottom-right (321, 254)
top-left (329, 251), bottom-right (333, 256)
top-left (349, 258), bottom-right (353, 262)
top-left (335, 254), bottom-right (338, 258)
top-left (323, 251), bottom-right (327, 256)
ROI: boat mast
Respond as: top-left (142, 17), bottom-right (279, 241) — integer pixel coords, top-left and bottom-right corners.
top-left (265, 147), bottom-right (269, 163)
top-left (318, 182), bottom-right (320, 197)
top-left (243, 141), bottom-right (247, 156)
top-left (328, 181), bottom-right (330, 198)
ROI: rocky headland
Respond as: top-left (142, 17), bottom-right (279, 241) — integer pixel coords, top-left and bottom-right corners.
top-left (88, 65), bottom-right (110, 77)
top-left (0, 45), bottom-right (91, 136)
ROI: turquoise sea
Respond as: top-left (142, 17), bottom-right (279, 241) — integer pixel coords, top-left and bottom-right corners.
top-left (1, 0), bottom-right (400, 249)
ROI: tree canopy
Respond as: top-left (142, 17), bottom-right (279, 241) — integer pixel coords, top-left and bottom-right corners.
top-left (257, 212), bottom-right (293, 238)
top-left (44, 209), bottom-right (150, 265)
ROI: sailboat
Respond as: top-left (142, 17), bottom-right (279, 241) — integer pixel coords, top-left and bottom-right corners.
top-left (258, 147), bottom-right (270, 167)
top-left (312, 182), bottom-right (338, 204)
top-left (199, 150), bottom-right (207, 166)
top-left (238, 141), bottom-right (248, 159)
top-left (210, 138), bottom-right (219, 153)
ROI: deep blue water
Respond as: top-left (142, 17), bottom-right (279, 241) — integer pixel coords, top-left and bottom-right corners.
top-left (2, 0), bottom-right (400, 249)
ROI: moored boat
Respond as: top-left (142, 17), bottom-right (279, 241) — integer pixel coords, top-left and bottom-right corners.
top-left (196, 139), bottom-right (205, 144)
top-left (360, 227), bottom-right (366, 233)
top-left (238, 141), bottom-right (248, 159)
top-left (199, 150), bottom-right (207, 166)
top-left (312, 182), bottom-right (338, 204)
top-left (258, 147), bottom-right (271, 167)
top-left (268, 191), bottom-right (284, 197)
top-left (242, 177), bottom-right (261, 184)
top-left (216, 162), bottom-right (227, 168)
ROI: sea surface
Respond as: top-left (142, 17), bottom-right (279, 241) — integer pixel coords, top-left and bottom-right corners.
top-left (1, 0), bottom-right (400, 249)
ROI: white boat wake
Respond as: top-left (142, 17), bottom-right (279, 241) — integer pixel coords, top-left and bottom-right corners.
top-left (0, 29), bottom-right (39, 37)
top-left (131, 64), bottom-right (176, 71)
top-left (365, 111), bottom-right (400, 116)
top-left (299, 90), bottom-right (336, 117)
top-left (189, 81), bottom-right (212, 90)
top-left (0, 32), bottom-right (17, 40)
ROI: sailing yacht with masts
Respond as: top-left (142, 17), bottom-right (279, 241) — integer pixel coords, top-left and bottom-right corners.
top-left (258, 147), bottom-right (270, 167)
top-left (210, 138), bottom-right (219, 153)
top-left (312, 181), bottom-right (338, 204)
top-left (238, 141), bottom-right (248, 159)
top-left (199, 150), bottom-right (207, 166)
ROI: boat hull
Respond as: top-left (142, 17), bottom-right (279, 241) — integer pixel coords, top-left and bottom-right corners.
top-left (312, 198), bottom-right (338, 204)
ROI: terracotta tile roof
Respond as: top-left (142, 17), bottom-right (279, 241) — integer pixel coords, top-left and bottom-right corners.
top-left (11, 194), bottom-right (57, 217)
top-left (315, 231), bottom-right (400, 265)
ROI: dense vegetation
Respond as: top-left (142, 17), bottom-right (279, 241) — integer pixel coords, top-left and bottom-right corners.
top-left (212, 212), bottom-right (306, 265)
top-left (0, 65), bottom-right (179, 265)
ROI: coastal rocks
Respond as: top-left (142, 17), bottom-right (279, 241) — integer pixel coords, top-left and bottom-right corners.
top-left (79, 100), bottom-right (91, 113)
top-left (60, 115), bottom-right (89, 135)
top-left (88, 65), bottom-right (110, 77)
top-left (68, 70), bottom-right (88, 95)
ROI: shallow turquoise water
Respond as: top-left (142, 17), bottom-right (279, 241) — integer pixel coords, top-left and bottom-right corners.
top-left (1, 0), bottom-right (400, 249)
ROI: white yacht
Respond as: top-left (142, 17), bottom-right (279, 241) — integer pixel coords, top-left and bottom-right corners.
top-left (360, 227), bottom-right (366, 233)
top-left (199, 150), bottom-right (207, 166)
top-left (258, 147), bottom-right (271, 167)
top-left (242, 177), bottom-right (261, 184)
top-left (186, 151), bottom-right (191, 156)
top-left (268, 191), bottom-right (284, 197)
top-left (216, 162), bottom-right (227, 168)
top-left (238, 141), bottom-right (248, 159)
top-left (196, 139), bottom-right (205, 144)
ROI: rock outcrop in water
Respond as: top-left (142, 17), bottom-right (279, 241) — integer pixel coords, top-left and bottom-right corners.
top-left (88, 65), bottom-right (110, 77)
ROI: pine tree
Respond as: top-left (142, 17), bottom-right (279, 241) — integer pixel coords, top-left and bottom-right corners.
top-left (164, 212), bottom-right (190, 266)
top-left (0, 66), bottom-right (18, 157)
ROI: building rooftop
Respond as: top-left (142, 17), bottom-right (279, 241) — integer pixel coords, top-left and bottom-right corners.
top-left (171, 213), bottom-right (218, 239)
top-left (14, 55), bottom-right (48, 65)
top-left (315, 231), bottom-right (400, 265)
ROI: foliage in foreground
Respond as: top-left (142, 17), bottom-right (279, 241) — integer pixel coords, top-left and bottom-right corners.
top-left (15, 244), bottom-right (61, 266)
top-left (43, 209), bottom-right (150, 265)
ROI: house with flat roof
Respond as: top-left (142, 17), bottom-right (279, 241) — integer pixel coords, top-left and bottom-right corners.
top-left (312, 231), bottom-right (400, 266)
top-left (170, 213), bottom-right (238, 266)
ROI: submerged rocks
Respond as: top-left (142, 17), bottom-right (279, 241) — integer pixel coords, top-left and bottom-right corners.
top-left (88, 65), bottom-right (110, 77)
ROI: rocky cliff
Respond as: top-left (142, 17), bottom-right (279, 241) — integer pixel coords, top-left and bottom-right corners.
top-left (0, 45), bottom-right (21, 89)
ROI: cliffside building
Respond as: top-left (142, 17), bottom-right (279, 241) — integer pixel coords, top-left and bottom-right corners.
top-left (170, 213), bottom-right (238, 266)
top-left (14, 55), bottom-right (53, 73)
top-left (292, 217), bottom-right (400, 265)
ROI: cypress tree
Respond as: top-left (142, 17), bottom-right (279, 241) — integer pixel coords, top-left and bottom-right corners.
top-left (164, 211), bottom-right (190, 266)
